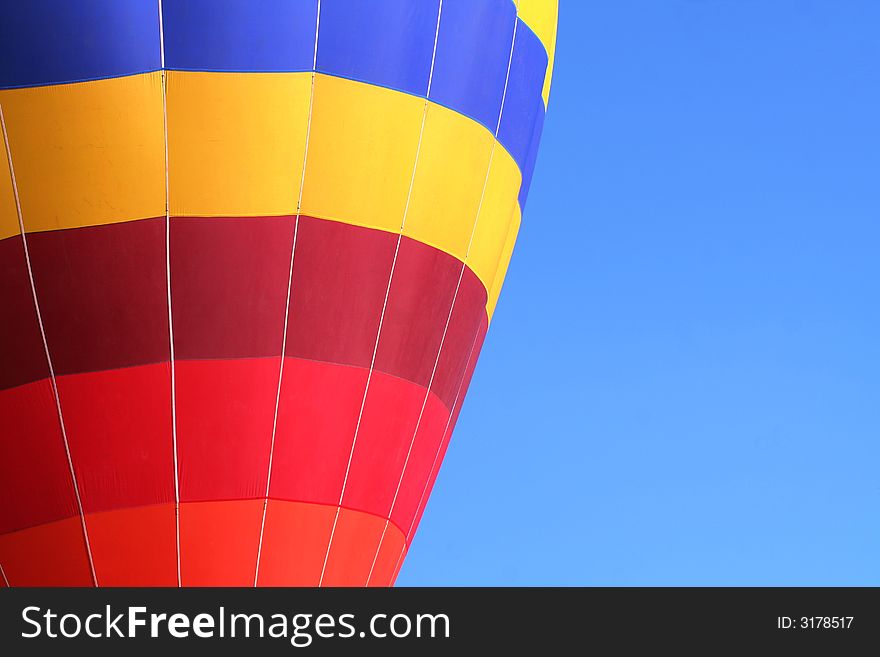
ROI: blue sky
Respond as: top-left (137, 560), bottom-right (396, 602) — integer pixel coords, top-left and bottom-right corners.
top-left (398, 0), bottom-right (879, 585)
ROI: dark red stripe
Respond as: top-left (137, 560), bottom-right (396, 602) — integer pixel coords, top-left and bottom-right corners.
top-left (170, 216), bottom-right (294, 360)
top-left (432, 265), bottom-right (488, 408)
top-left (0, 235), bottom-right (49, 390)
top-left (25, 217), bottom-right (169, 377)
top-left (2, 214), bottom-right (493, 539)
top-left (284, 215), bottom-right (487, 408)
top-left (374, 238), bottom-right (461, 387)
top-left (284, 216), bottom-right (396, 369)
top-left (2, 216), bottom-right (487, 408)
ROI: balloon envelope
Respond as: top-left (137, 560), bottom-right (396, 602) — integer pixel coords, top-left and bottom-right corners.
top-left (0, 0), bottom-right (557, 586)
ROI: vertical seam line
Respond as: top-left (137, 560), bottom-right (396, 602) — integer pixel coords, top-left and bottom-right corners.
top-left (318, 0), bottom-right (446, 587)
top-left (388, 325), bottom-right (484, 586)
top-left (157, 0), bottom-right (181, 587)
top-left (365, 12), bottom-right (519, 586)
top-left (0, 105), bottom-right (99, 587)
top-left (253, 0), bottom-right (323, 587)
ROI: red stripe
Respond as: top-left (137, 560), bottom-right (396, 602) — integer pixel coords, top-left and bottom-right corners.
top-left (2, 211), bottom-right (492, 579)
top-left (341, 372), bottom-right (450, 518)
top-left (1, 329), bottom-right (487, 540)
top-left (408, 315), bottom-right (488, 542)
top-left (176, 358), bottom-right (276, 502)
top-left (270, 357), bottom-right (368, 506)
top-left (0, 379), bottom-right (78, 534)
top-left (388, 391), bottom-right (453, 534)
top-left (56, 364), bottom-right (174, 513)
top-left (270, 358), bottom-right (456, 524)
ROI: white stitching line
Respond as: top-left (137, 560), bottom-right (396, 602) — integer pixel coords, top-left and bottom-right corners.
top-left (317, 0), bottom-right (446, 587)
top-left (0, 562), bottom-right (9, 587)
top-left (389, 543), bottom-right (406, 585)
top-left (158, 0), bottom-right (166, 69)
top-left (157, 0), bottom-right (181, 588)
top-left (365, 14), bottom-right (519, 587)
top-left (253, 0), bottom-right (323, 587)
top-left (0, 105), bottom-right (99, 587)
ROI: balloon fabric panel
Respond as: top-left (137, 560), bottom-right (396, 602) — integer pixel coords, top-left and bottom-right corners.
top-left (0, 0), bottom-right (557, 586)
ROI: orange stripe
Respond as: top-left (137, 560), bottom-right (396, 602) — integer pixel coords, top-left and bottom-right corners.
top-left (256, 499), bottom-right (337, 587)
top-left (0, 516), bottom-right (92, 586)
top-left (321, 508), bottom-right (388, 587)
top-left (179, 499), bottom-right (264, 587)
top-left (1, 498), bottom-right (409, 587)
top-left (367, 524), bottom-right (407, 588)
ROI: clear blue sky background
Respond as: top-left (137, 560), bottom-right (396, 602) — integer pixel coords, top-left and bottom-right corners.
top-left (398, 0), bottom-right (879, 586)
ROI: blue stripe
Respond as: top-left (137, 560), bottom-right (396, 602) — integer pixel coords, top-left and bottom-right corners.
top-left (0, 0), bottom-right (550, 214)
top-left (517, 106), bottom-right (547, 210)
top-left (429, 0), bottom-right (517, 134)
top-left (162, 0), bottom-right (318, 73)
top-left (498, 20), bottom-right (549, 182)
top-left (0, 69), bottom-right (162, 92)
top-left (316, 0), bottom-right (441, 98)
top-left (0, 0), bottom-right (160, 89)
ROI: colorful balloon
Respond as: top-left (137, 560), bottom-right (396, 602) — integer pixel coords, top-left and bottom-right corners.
top-left (0, 0), bottom-right (557, 586)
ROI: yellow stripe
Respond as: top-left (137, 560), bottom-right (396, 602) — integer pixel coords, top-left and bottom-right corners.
top-left (301, 74), bottom-right (423, 233)
top-left (518, 0), bottom-right (559, 106)
top-left (167, 71), bottom-right (311, 217)
top-left (0, 73), bottom-right (165, 234)
top-left (469, 148), bottom-right (522, 318)
top-left (0, 122), bottom-right (18, 240)
top-left (487, 207), bottom-right (521, 320)
top-left (0, 71), bottom-right (524, 316)
top-left (404, 102), bottom-right (494, 261)
top-left (299, 74), bottom-right (523, 301)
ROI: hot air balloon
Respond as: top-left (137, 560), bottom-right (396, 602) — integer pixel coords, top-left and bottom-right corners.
top-left (0, 0), bottom-right (557, 586)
